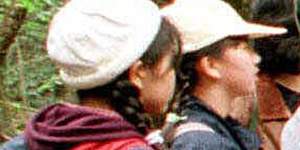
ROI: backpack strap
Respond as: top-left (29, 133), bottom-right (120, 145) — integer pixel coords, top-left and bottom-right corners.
top-left (173, 122), bottom-right (215, 139)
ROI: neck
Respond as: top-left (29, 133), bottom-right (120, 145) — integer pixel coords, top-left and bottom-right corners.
top-left (80, 95), bottom-right (114, 111)
top-left (192, 80), bottom-right (255, 127)
top-left (192, 81), bottom-right (232, 118)
top-left (275, 73), bottom-right (300, 93)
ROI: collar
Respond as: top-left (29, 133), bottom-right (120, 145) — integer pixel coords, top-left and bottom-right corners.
top-left (180, 95), bottom-right (261, 150)
top-left (275, 73), bottom-right (300, 93)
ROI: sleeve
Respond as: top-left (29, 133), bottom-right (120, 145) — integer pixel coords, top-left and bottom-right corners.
top-left (171, 131), bottom-right (240, 150)
top-left (0, 135), bottom-right (28, 150)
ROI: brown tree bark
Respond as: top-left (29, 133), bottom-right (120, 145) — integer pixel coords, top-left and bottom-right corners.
top-left (0, 4), bottom-right (27, 105)
top-left (0, 6), bottom-right (27, 65)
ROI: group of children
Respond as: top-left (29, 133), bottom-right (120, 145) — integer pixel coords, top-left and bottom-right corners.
top-left (1, 0), bottom-right (300, 149)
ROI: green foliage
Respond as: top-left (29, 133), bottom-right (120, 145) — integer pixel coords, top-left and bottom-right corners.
top-left (37, 75), bottom-right (63, 94)
top-left (2, 0), bottom-right (12, 6)
top-left (298, 0), bottom-right (300, 10)
top-left (0, 0), bottom-right (78, 140)
top-left (19, 0), bottom-right (36, 13)
top-left (18, 0), bottom-right (61, 13)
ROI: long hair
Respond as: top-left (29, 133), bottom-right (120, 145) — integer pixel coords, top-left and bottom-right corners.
top-left (77, 17), bottom-right (182, 134)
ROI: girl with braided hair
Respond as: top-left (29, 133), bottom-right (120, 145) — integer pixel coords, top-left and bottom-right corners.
top-left (0, 0), bottom-right (182, 150)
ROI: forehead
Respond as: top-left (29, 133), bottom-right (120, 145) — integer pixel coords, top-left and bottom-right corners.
top-left (221, 36), bottom-right (249, 48)
top-left (215, 37), bottom-right (253, 56)
top-left (218, 37), bottom-right (251, 53)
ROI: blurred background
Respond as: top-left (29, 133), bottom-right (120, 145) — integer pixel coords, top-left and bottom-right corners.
top-left (0, 0), bottom-right (252, 143)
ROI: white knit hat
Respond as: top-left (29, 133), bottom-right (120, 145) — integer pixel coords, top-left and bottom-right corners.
top-left (47, 0), bottom-right (161, 89)
top-left (161, 0), bottom-right (287, 53)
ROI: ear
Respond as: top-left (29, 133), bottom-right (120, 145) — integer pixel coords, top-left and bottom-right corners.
top-left (128, 60), bottom-right (146, 89)
top-left (196, 56), bottom-right (221, 79)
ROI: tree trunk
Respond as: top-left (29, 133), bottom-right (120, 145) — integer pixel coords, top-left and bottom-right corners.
top-left (0, 6), bottom-right (27, 64)
top-left (0, 4), bottom-right (27, 103)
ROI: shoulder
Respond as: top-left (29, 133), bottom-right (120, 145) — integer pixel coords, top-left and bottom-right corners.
top-left (282, 108), bottom-right (300, 150)
top-left (71, 137), bottom-right (153, 150)
top-left (0, 135), bottom-right (28, 150)
top-left (171, 131), bottom-right (240, 150)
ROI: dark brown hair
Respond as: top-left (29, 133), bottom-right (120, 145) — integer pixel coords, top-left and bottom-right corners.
top-left (252, 0), bottom-right (300, 75)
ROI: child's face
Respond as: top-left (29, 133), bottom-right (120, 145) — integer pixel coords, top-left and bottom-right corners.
top-left (215, 40), bottom-right (260, 124)
top-left (214, 39), bottom-right (261, 98)
top-left (138, 49), bottom-right (178, 115)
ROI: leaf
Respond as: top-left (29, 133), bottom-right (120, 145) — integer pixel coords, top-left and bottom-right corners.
top-left (19, 0), bottom-right (36, 13)
top-left (10, 102), bottom-right (21, 110)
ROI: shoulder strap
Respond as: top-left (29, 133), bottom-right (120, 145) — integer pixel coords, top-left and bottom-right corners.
top-left (173, 122), bottom-right (215, 139)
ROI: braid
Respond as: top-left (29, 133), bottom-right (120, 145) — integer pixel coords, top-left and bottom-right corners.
top-left (109, 76), bottom-right (149, 134)
top-left (77, 73), bottom-right (149, 133)
top-left (171, 50), bottom-right (198, 114)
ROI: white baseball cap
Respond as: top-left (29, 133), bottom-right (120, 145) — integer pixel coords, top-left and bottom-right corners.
top-left (47, 0), bottom-right (161, 89)
top-left (161, 0), bottom-right (288, 53)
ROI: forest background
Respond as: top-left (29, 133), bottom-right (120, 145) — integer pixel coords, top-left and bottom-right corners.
top-left (0, 0), bottom-right (252, 143)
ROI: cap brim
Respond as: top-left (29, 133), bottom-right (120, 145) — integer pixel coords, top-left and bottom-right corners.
top-left (182, 23), bottom-right (287, 54)
top-left (230, 22), bottom-right (288, 38)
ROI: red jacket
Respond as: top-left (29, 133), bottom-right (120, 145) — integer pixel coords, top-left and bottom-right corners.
top-left (257, 74), bottom-right (291, 150)
top-left (25, 103), bottom-right (153, 150)
top-left (71, 137), bottom-right (152, 150)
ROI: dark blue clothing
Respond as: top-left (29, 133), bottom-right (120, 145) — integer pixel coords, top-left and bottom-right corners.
top-left (171, 96), bottom-right (261, 150)
top-left (0, 135), bottom-right (27, 150)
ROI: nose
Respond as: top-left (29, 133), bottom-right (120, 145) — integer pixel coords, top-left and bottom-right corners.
top-left (253, 53), bottom-right (261, 65)
top-left (251, 52), bottom-right (261, 75)
top-left (247, 45), bottom-right (261, 65)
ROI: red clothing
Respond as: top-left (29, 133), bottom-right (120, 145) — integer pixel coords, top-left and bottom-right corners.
top-left (71, 137), bottom-right (152, 150)
top-left (25, 103), bottom-right (145, 150)
top-left (257, 74), bottom-right (291, 150)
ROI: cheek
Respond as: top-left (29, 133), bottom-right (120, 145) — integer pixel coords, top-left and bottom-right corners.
top-left (221, 54), bottom-right (257, 94)
top-left (162, 70), bottom-right (176, 105)
top-left (141, 70), bottom-right (176, 114)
